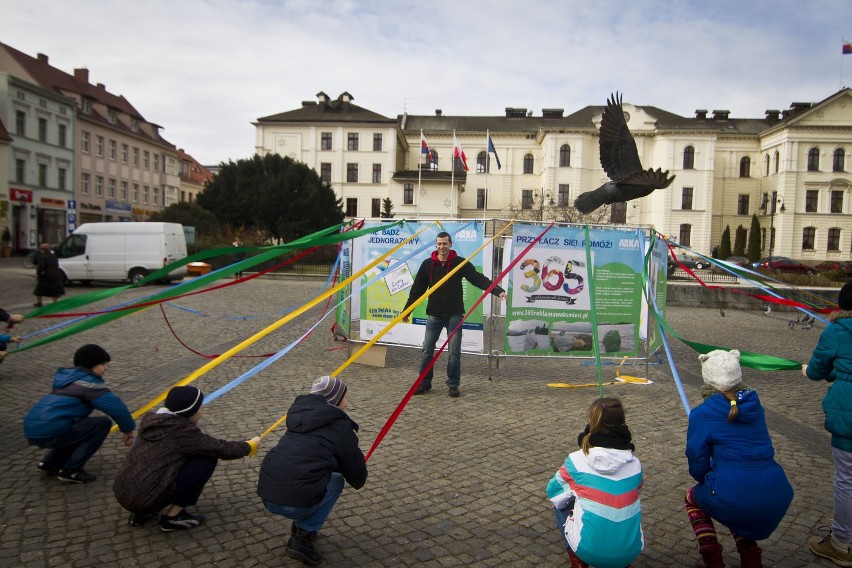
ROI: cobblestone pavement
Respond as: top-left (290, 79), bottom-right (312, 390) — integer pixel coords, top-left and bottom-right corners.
top-left (0, 257), bottom-right (839, 567)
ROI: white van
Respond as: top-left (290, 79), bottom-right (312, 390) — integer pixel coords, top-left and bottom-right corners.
top-left (56, 222), bottom-right (188, 284)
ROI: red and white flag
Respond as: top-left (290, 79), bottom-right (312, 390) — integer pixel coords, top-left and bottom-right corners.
top-left (453, 134), bottom-right (469, 171)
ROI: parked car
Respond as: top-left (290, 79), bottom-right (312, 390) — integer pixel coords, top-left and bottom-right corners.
top-left (724, 256), bottom-right (750, 267)
top-left (755, 258), bottom-right (816, 275)
top-left (752, 255), bottom-right (791, 268)
top-left (814, 260), bottom-right (852, 273)
top-left (669, 254), bottom-right (710, 270)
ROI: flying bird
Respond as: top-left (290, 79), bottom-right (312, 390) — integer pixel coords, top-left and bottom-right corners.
top-left (574, 92), bottom-right (676, 214)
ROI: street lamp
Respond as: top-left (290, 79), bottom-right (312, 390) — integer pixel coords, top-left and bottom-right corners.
top-left (760, 193), bottom-right (785, 259)
top-left (535, 189), bottom-right (553, 221)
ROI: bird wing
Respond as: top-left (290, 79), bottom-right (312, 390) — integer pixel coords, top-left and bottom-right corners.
top-left (618, 168), bottom-right (676, 191)
top-left (599, 92), bottom-right (643, 180)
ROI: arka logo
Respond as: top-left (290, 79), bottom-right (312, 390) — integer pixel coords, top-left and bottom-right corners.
top-left (619, 238), bottom-right (640, 249)
top-left (455, 229), bottom-right (477, 240)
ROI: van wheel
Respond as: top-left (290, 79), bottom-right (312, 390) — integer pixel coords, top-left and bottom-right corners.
top-left (80, 280), bottom-right (92, 286)
top-left (61, 270), bottom-right (72, 287)
top-left (129, 268), bottom-right (148, 285)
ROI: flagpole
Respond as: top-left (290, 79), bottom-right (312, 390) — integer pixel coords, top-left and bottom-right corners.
top-left (417, 129), bottom-right (423, 220)
top-left (484, 129), bottom-right (489, 220)
top-left (451, 130), bottom-right (456, 218)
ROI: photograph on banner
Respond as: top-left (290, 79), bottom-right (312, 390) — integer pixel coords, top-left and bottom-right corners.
top-left (353, 220), bottom-right (491, 351)
top-left (504, 223), bottom-right (646, 357)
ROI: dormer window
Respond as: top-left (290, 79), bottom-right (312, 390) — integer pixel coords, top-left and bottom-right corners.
top-left (108, 108), bottom-right (117, 124)
top-left (81, 99), bottom-right (92, 114)
top-left (130, 118), bottom-right (139, 132)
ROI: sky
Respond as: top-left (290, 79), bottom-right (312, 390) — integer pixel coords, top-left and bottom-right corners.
top-left (2, 0), bottom-right (851, 166)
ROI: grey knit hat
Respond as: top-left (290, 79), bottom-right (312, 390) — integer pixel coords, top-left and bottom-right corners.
top-left (699, 349), bottom-right (742, 392)
top-left (310, 376), bottom-right (348, 406)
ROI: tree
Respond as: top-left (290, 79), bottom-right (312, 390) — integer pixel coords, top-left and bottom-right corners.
top-left (733, 225), bottom-right (747, 257)
top-left (149, 201), bottom-right (221, 239)
top-left (718, 226), bottom-right (732, 259)
top-left (380, 198), bottom-right (394, 219)
top-left (506, 198), bottom-right (611, 225)
top-left (198, 154), bottom-right (343, 242)
top-left (746, 215), bottom-right (761, 261)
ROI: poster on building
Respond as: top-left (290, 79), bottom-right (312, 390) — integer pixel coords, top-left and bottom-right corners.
top-left (504, 223), bottom-right (646, 357)
top-left (353, 220), bottom-right (491, 352)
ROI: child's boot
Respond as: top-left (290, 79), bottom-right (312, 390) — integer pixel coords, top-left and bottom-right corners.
top-left (286, 526), bottom-right (322, 566)
top-left (566, 548), bottom-right (589, 568)
top-left (696, 543), bottom-right (725, 568)
top-left (736, 540), bottom-right (763, 568)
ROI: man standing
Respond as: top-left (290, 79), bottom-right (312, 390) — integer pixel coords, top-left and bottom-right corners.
top-left (402, 231), bottom-right (505, 398)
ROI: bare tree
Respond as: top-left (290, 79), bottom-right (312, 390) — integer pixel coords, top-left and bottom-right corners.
top-left (504, 199), bottom-right (612, 225)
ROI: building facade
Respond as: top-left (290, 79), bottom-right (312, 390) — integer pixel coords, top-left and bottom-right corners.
top-left (177, 148), bottom-right (213, 204)
top-left (255, 90), bottom-right (852, 261)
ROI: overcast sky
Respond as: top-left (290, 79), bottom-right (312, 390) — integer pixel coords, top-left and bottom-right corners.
top-left (3, 0), bottom-right (851, 165)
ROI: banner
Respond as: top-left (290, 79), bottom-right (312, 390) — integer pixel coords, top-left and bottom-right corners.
top-left (354, 221), bottom-right (491, 351)
top-left (645, 232), bottom-right (668, 353)
top-left (504, 224), bottom-right (645, 357)
top-left (334, 235), bottom-right (353, 339)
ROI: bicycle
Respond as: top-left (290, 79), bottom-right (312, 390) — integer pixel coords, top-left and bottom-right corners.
top-left (21, 250), bottom-right (37, 269)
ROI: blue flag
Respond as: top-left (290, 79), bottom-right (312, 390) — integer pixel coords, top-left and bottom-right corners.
top-left (487, 133), bottom-right (502, 170)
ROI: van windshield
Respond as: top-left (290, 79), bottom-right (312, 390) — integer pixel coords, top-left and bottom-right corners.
top-left (57, 234), bottom-right (86, 258)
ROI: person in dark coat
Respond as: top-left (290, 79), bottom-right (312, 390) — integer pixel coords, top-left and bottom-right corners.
top-left (23, 344), bottom-right (136, 483)
top-left (33, 242), bottom-right (64, 306)
top-left (258, 376), bottom-right (367, 566)
top-left (401, 231), bottom-right (506, 398)
top-left (113, 385), bottom-right (261, 531)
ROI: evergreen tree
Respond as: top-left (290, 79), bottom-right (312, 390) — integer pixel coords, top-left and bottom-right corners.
top-left (746, 215), bottom-right (761, 261)
top-left (380, 198), bottom-right (394, 218)
top-left (718, 226), bottom-right (732, 259)
top-left (733, 225), bottom-right (747, 257)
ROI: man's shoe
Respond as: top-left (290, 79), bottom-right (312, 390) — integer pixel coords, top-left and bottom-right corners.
top-left (159, 510), bottom-right (206, 532)
top-left (808, 527), bottom-right (852, 567)
top-left (448, 386), bottom-right (460, 398)
top-left (413, 384), bottom-right (431, 395)
top-left (57, 468), bottom-right (96, 483)
top-left (37, 461), bottom-right (60, 475)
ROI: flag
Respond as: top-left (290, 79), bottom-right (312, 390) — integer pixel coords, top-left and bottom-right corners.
top-left (487, 132), bottom-right (502, 170)
top-left (420, 131), bottom-right (433, 161)
top-left (453, 134), bottom-right (469, 171)
top-left (844, 41), bottom-right (852, 54)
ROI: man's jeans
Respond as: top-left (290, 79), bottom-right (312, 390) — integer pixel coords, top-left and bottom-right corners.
top-left (264, 473), bottom-right (344, 533)
top-left (31, 416), bottom-right (111, 470)
top-left (419, 314), bottom-right (463, 388)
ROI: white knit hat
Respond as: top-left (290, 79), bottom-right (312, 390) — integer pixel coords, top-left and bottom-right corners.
top-left (699, 349), bottom-right (742, 392)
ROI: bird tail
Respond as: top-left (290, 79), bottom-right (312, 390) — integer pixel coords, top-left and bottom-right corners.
top-left (574, 190), bottom-right (604, 214)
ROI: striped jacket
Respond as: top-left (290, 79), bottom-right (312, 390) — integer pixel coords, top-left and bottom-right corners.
top-left (547, 446), bottom-right (643, 568)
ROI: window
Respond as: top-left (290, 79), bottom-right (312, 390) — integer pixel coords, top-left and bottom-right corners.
top-left (372, 164), bottom-right (381, 184)
top-left (58, 124), bottom-right (67, 147)
top-left (133, 147), bottom-right (139, 167)
top-left (764, 154), bottom-right (770, 176)
top-left (403, 183), bottom-right (414, 205)
top-left (81, 99), bottom-right (91, 114)
top-left (347, 133), bottom-right (359, 151)
top-left (611, 202), bottom-right (627, 224)
top-left (121, 181), bottom-right (128, 200)
top-left (109, 140), bottom-right (117, 160)
top-left (15, 110), bottom-right (25, 135)
top-left (477, 151), bottom-right (487, 173)
top-left (805, 190), bottom-right (819, 212)
top-left (130, 118), bottom-right (138, 132)
top-left (143, 151), bottom-right (150, 169)
top-left (739, 156), bottom-right (750, 177)
top-left (559, 144), bottom-right (571, 167)
top-left (132, 183), bottom-right (139, 202)
top-left (108, 178), bottom-right (116, 198)
top-left (153, 154), bottom-right (159, 172)
top-left (321, 132), bottom-right (332, 150)
top-left (347, 163), bottom-right (358, 183)
top-left (557, 184), bottom-right (570, 207)
top-left (523, 153), bottom-right (534, 174)
top-left (96, 136), bottom-right (104, 157)
top-left (521, 190), bottom-right (533, 209)
top-left (477, 188), bottom-right (486, 209)
top-left (153, 187), bottom-right (159, 206)
top-left (320, 163), bottom-right (331, 183)
top-left (371, 198), bottom-right (381, 218)
top-left (345, 198), bottom-right (357, 217)
top-left (681, 187), bottom-right (694, 210)
top-left (774, 150), bottom-right (780, 173)
top-left (81, 131), bottom-right (90, 153)
top-left (679, 224), bottom-right (692, 247)
top-left (81, 173), bottom-right (90, 195)
top-left (143, 185), bottom-right (149, 204)
top-left (121, 143), bottom-right (128, 163)
top-left (38, 118), bottom-right (47, 142)
top-left (38, 164), bottom-right (47, 187)
top-left (807, 147), bottom-right (820, 171)
top-left (373, 133), bottom-right (382, 151)
top-left (834, 148), bottom-right (846, 172)
top-left (737, 194), bottom-right (749, 215)
top-left (108, 108), bottom-right (117, 124)
top-left (827, 228), bottom-right (841, 251)
top-left (95, 176), bottom-right (104, 197)
top-left (683, 146), bottom-right (694, 170)
top-left (831, 191), bottom-right (844, 213)
top-left (15, 159), bottom-right (25, 183)
top-left (802, 227), bottom-right (816, 250)
top-left (428, 149), bottom-right (439, 170)
top-left (58, 167), bottom-right (66, 190)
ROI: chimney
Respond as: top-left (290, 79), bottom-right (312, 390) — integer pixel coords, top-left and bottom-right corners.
top-left (712, 109), bottom-right (730, 120)
top-left (542, 108), bottom-right (564, 118)
top-left (764, 109), bottom-right (781, 121)
top-left (505, 107), bottom-right (527, 118)
top-left (37, 53), bottom-right (48, 64)
top-left (435, 109), bottom-right (442, 116)
top-left (301, 100), bottom-right (315, 107)
top-left (694, 109), bottom-right (708, 120)
top-left (96, 83), bottom-right (106, 90)
top-left (74, 68), bottom-right (89, 84)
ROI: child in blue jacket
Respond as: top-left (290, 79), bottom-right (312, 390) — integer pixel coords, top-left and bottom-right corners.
top-left (685, 349), bottom-right (793, 568)
top-left (23, 344), bottom-right (136, 483)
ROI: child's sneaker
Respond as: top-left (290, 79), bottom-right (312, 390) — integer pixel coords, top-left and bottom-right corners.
top-left (808, 527), bottom-right (852, 567)
top-left (57, 468), bottom-right (97, 483)
top-left (127, 512), bottom-right (153, 527)
top-left (36, 461), bottom-right (60, 475)
top-left (159, 510), bottom-right (205, 532)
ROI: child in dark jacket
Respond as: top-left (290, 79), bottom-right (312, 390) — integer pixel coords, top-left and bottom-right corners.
top-left (258, 376), bottom-right (368, 567)
top-left (685, 349), bottom-right (793, 568)
top-left (113, 385), bottom-right (261, 531)
top-left (0, 308), bottom-right (24, 363)
top-left (23, 344), bottom-right (136, 483)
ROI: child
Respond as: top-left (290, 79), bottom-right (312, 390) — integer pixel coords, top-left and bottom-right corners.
top-left (113, 385), bottom-right (261, 531)
top-left (802, 280), bottom-right (852, 565)
top-left (546, 397), bottom-right (643, 568)
top-left (258, 376), bottom-right (368, 567)
top-left (0, 308), bottom-right (24, 364)
top-left (23, 344), bottom-right (136, 483)
top-left (685, 349), bottom-right (793, 568)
